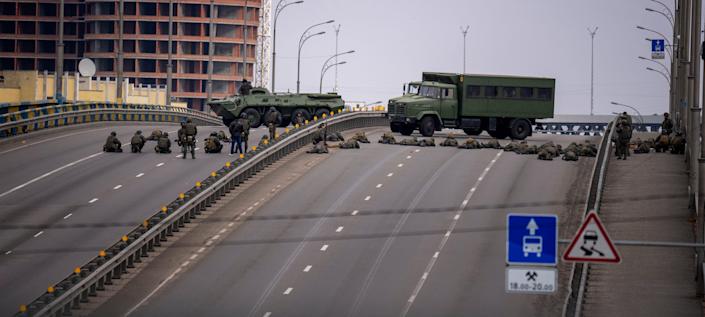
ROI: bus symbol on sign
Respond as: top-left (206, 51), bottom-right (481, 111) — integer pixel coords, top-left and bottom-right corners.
top-left (523, 236), bottom-right (542, 257)
top-left (506, 214), bottom-right (557, 266)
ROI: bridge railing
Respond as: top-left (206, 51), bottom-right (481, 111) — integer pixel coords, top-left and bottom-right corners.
top-left (534, 122), bottom-right (659, 136)
top-left (0, 103), bottom-right (223, 138)
top-left (18, 110), bottom-right (387, 317)
top-left (562, 117), bottom-right (618, 317)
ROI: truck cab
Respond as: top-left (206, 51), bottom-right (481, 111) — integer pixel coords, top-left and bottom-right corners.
top-left (388, 81), bottom-right (457, 136)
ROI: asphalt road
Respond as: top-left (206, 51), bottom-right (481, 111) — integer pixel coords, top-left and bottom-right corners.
top-left (114, 131), bottom-right (596, 317)
top-left (0, 123), bottom-right (278, 315)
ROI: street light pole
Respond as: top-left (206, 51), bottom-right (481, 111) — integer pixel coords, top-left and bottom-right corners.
top-left (297, 20), bottom-right (334, 93)
top-left (320, 50), bottom-right (354, 93)
top-left (638, 56), bottom-right (671, 76)
top-left (116, 0), bottom-right (124, 103)
top-left (271, 0), bottom-right (303, 93)
top-left (646, 7), bottom-right (674, 29)
top-left (588, 27), bottom-right (598, 116)
top-left (55, 0), bottom-right (64, 103)
top-left (638, 26), bottom-right (673, 59)
top-left (461, 25), bottom-right (469, 74)
top-left (646, 67), bottom-right (671, 84)
top-left (320, 61), bottom-right (346, 93)
top-left (610, 101), bottom-right (644, 125)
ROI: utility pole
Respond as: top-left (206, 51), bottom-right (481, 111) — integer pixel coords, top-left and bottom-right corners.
top-left (55, 0), bottom-right (64, 103)
top-left (166, 0), bottom-right (173, 105)
top-left (334, 24), bottom-right (340, 93)
top-left (243, 0), bottom-right (249, 83)
top-left (206, 0), bottom-right (215, 105)
top-left (588, 27), bottom-right (598, 116)
top-left (116, 0), bottom-right (124, 103)
top-left (461, 25), bottom-right (469, 74)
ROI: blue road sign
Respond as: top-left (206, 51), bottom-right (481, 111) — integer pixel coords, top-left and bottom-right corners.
top-left (506, 214), bottom-right (558, 266)
top-left (651, 39), bottom-right (665, 52)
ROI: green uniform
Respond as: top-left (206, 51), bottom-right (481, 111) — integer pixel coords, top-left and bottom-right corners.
top-left (378, 132), bottom-right (396, 144)
top-left (104, 134), bottom-right (123, 152)
top-left (353, 132), bottom-right (370, 143)
top-left (458, 137), bottom-right (480, 149)
top-left (130, 133), bottom-right (146, 153)
top-left (155, 135), bottom-right (171, 153)
top-left (339, 139), bottom-right (360, 149)
top-left (671, 133), bottom-right (685, 154)
top-left (204, 136), bottom-right (223, 153)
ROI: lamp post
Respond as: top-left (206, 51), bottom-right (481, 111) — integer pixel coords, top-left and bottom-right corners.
top-left (650, 0), bottom-right (675, 21)
top-left (460, 25), bottom-right (469, 73)
top-left (646, 8), bottom-right (674, 29)
top-left (588, 27), bottom-right (598, 116)
top-left (611, 101), bottom-right (644, 125)
top-left (319, 50), bottom-right (355, 93)
top-left (297, 20), bottom-right (334, 93)
top-left (55, 0), bottom-right (64, 103)
top-left (646, 67), bottom-right (671, 84)
top-left (334, 24), bottom-right (341, 92)
top-left (320, 61), bottom-right (346, 93)
top-left (638, 56), bottom-right (670, 76)
top-left (637, 26), bottom-right (673, 59)
top-left (271, 0), bottom-right (303, 93)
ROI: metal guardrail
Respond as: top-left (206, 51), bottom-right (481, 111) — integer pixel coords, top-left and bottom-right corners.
top-left (0, 103), bottom-right (223, 138)
top-left (562, 117), bottom-right (617, 317)
top-left (18, 111), bottom-right (387, 317)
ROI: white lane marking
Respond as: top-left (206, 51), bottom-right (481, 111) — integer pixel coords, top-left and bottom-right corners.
top-left (113, 184), bottom-right (122, 190)
top-left (125, 267), bottom-right (182, 316)
top-left (254, 201), bottom-right (260, 206)
top-left (422, 272), bottom-right (429, 280)
top-left (406, 155), bottom-right (412, 159)
top-left (453, 214), bottom-right (460, 220)
top-left (33, 231), bottom-right (44, 238)
top-left (303, 265), bottom-right (312, 272)
top-left (63, 213), bottom-right (73, 219)
top-left (88, 198), bottom-right (98, 204)
top-left (205, 240), bottom-right (214, 246)
top-left (351, 210), bottom-right (359, 216)
top-left (364, 196), bottom-right (371, 201)
top-left (175, 155), bottom-right (181, 158)
top-left (181, 261), bottom-right (190, 267)
top-left (320, 244), bottom-right (329, 251)
top-left (283, 287), bottom-right (293, 295)
top-left (336, 226), bottom-right (344, 233)
top-left (0, 152), bottom-right (102, 199)
top-left (387, 173), bottom-right (393, 177)
top-left (397, 163), bottom-right (404, 167)
top-left (194, 147), bottom-right (200, 151)
top-left (241, 212), bottom-right (247, 217)
top-left (470, 188), bottom-right (476, 192)
top-left (228, 222), bottom-right (235, 227)
top-left (198, 247), bottom-right (206, 253)
top-left (408, 295), bottom-right (416, 303)
top-left (376, 184), bottom-right (383, 188)
top-left (212, 234), bottom-right (221, 240)
top-left (0, 128), bottom-right (109, 156)
top-left (189, 254), bottom-right (198, 260)
top-left (219, 228), bottom-right (227, 234)
top-left (263, 313), bottom-right (272, 317)
top-left (401, 151), bottom-right (503, 316)
top-left (136, 173), bottom-right (144, 178)
top-left (247, 206), bottom-right (254, 211)
top-left (414, 149), bottom-right (420, 153)
top-left (4, 250), bottom-right (11, 255)
top-left (156, 162), bottom-right (165, 167)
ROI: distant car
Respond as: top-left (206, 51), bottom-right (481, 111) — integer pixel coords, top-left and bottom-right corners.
top-left (523, 236), bottom-right (543, 257)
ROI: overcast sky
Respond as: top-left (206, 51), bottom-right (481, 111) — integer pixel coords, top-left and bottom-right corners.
top-left (272, 0), bottom-right (676, 115)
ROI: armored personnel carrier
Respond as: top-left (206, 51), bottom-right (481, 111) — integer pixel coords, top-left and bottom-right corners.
top-left (208, 88), bottom-right (345, 128)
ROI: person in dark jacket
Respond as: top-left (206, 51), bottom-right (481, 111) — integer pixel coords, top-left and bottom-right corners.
top-left (229, 117), bottom-right (244, 154)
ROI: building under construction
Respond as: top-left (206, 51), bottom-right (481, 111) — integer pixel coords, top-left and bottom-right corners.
top-left (0, 0), bottom-right (262, 110)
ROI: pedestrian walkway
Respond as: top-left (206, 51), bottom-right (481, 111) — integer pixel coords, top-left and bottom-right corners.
top-left (581, 152), bottom-right (702, 316)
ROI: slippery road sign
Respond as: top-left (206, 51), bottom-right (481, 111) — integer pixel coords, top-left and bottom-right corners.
top-left (506, 214), bottom-right (558, 266)
top-left (563, 211), bottom-right (621, 263)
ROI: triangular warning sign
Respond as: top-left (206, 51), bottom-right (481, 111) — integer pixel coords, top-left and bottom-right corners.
top-left (563, 210), bottom-right (621, 263)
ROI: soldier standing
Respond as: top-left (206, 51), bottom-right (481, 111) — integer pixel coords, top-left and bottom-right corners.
top-left (239, 79), bottom-right (253, 96)
top-left (183, 118), bottom-right (198, 159)
top-left (239, 112), bottom-right (251, 153)
top-left (616, 119), bottom-right (631, 160)
top-left (229, 116), bottom-right (244, 154)
top-left (266, 107), bottom-right (281, 140)
top-left (661, 112), bottom-right (674, 135)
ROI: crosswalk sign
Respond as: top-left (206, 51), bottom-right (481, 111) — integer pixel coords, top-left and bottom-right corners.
top-left (563, 210), bottom-right (620, 263)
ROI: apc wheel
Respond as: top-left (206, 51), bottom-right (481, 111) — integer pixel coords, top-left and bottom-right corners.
top-left (314, 108), bottom-right (329, 120)
top-left (278, 116), bottom-right (291, 127)
top-left (390, 124), bottom-right (401, 133)
top-left (291, 108), bottom-right (311, 124)
top-left (419, 116), bottom-right (436, 137)
top-left (400, 125), bottom-right (414, 136)
top-left (463, 128), bottom-right (482, 136)
top-left (509, 119), bottom-right (531, 140)
top-left (488, 128), bottom-right (508, 139)
top-left (243, 108), bottom-right (261, 128)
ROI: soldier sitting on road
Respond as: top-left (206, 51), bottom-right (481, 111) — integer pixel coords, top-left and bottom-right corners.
top-left (504, 141), bottom-right (520, 152)
top-left (307, 141), bottom-right (329, 154)
top-left (103, 131), bottom-right (123, 152)
top-left (146, 129), bottom-right (163, 141)
top-left (327, 131), bottom-right (345, 142)
top-left (514, 141), bottom-right (534, 155)
top-left (130, 130), bottom-right (146, 153)
top-left (216, 130), bottom-right (231, 143)
top-left (204, 132), bottom-right (223, 154)
top-left (579, 140), bottom-right (597, 157)
top-left (399, 137), bottom-right (420, 146)
top-left (293, 112), bottom-right (306, 127)
top-left (313, 123), bottom-right (327, 145)
top-left (671, 132), bottom-right (685, 154)
top-left (155, 132), bottom-right (172, 153)
top-left (482, 139), bottom-right (502, 149)
top-left (653, 130), bottom-right (670, 153)
top-left (259, 134), bottom-right (270, 147)
top-left (353, 131), bottom-right (370, 143)
top-left (418, 138), bottom-right (435, 147)
top-left (440, 133), bottom-right (459, 147)
top-left (457, 137), bottom-right (481, 149)
top-left (378, 132), bottom-right (397, 144)
top-left (633, 138), bottom-right (652, 154)
top-left (537, 144), bottom-right (559, 160)
top-left (562, 150), bottom-right (579, 161)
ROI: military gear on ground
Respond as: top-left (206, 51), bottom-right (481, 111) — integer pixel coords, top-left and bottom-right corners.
top-left (327, 131), bottom-right (345, 142)
top-left (353, 132), bottom-right (370, 143)
top-left (504, 141), bottom-right (520, 152)
top-left (103, 132), bottom-right (123, 152)
top-left (204, 134), bottom-right (223, 153)
top-left (399, 137), bottom-right (419, 146)
top-left (457, 137), bottom-right (481, 149)
top-left (307, 142), bottom-right (329, 154)
top-left (634, 138), bottom-right (652, 154)
top-left (216, 130), bottom-right (230, 142)
top-left (537, 143), bottom-right (559, 160)
top-left (482, 139), bottom-right (501, 149)
top-left (155, 132), bottom-right (172, 153)
top-left (440, 133), bottom-right (458, 147)
top-left (671, 133), bottom-right (685, 154)
top-left (147, 129), bottom-right (163, 141)
top-left (239, 79), bottom-right (253, 96)
top-left (130, 131), bottom-right (146, 153)
top-left (562, 151), bottom-right (579, 161)
top-left (419, 138), bottom-right (435, 147)
top-left (339, 139), bottom-right (360, 149)
top-left (514, 141), bottom-right (535, 155)
top-left (378, 132), bottom-right (396, 144)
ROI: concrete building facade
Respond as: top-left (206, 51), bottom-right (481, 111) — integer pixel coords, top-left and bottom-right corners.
top-left (0, 0), bottom-right (260, 110)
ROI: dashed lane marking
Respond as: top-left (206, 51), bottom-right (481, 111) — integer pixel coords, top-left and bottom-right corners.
top-left (414, 149), bottom-right (420, 153)
top-left (336, 226), bottom-right (344, 233)
top-left (283, 287), bottom-right (293, 295)
top-left (4, 250), bottom-right (11, 255)
top-left (88, 198), bottom-right (98, 204)
top-left (113, 185), bottom-right (122, 190)
top-left (219, 228), bottom-right (227, 234)
top-left (376, 184), bottom-right (383, 188)
top-left (33, 231), bottom-right (43, 238)
top-left (406, 155), bottom-right (412, 159)
top-left (136, 173), bottom-right (144, 178)
top-left (364, 196), bottom-right (371, 201)
top-left (387, 173), bottom-right (393, 177)
top-left (263, 313), bottom-right (272, 317)
top-left (125, 267), bottom-right (182, 316)
top-left (181, 261), bottom-right (190, 267)
top-left (197, 247), bottom-right (206, 253)
top-left (320, 244), bottom-right (329, 251)
top-left (212, 234), bottom-right (221, 240)
top-left (189, 254), bottom-right (198, 260)
top-left (63, 213), bottom-right (72, 219)
top-left (156, 162), bottom-right (165, 167)
top-left (397, 163), bottom-right (404, 167)
top-left (351, 210), bottom-right (359, 216)
top-left (303, 265), bottom-right (312, 272)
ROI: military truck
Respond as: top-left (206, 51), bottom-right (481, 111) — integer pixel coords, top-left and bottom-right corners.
top-left (388, 72), bottom-right (555, 139)
top-left (208, 87), bottom-right (345, 128)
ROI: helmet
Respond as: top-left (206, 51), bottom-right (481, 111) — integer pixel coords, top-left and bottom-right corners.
top-left (136, 130), bottom-right (142, 135)
top-left (664, 112), bottom-right (669, 117)
top-left (187, 118), bottom-right (192, 123)
top-left (110, 131), bottom-right (116, 136)
top-left (241, 113), bottom-right (247, 118)
top-left (163, 132), bottom-right (169, 137)
top-left (211, 132), bottom-right (217, 136)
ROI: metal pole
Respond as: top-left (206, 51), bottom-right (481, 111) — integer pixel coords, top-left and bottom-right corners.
top-left (243, 0), bottom-right (248, 81)
top-left (588, 27), bottom-right (598, 116)
top-left (166, 0), bottom-right (173, 105)
top-left (207, 0), bottom-right (215, 105)
top-left (271, 0), bottom-right (303, 93)
top-left (55, 0), bottom-right (64, 103)
top-left (320, 61), bottom-right (344, 93)
top-left (334, 24), bottom-right (340, 92)
top-left (297, 20), bottom-right (334, 93)
top-left (461, 25), bottom-right (469, 74)
top-left (639, 56), bottom-right (671, 75)
top-left (319, 50), bottom-right (355, 94)
top-left (646, 67), bottom-right (671, 84)
top-left (116, 0), bottom-right (124, 102)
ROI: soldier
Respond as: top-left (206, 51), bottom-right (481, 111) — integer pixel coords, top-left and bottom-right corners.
top-left (265, 107), bottom-right (281, 140)
top-left (293, 112), bottom-right (306, 127)
top-left (458, 137), bottom-right (481, 149)
top-left (239, 113), bottom-right (251, 153)
top-left (130, 130), bottom-right (146, 153)
top-left (181, 118), bottom-right (198, 159)
top-left (537, 143), bottom-right (559, 160)
top-left (239, 79), bottom-right (253, 96)
top-left (155, 132), bottom-right (172, 153)
top-left (339, 138), bottom-right (360, 149)
top-left (204, 132), bottom-right (223, 153)
top-left (259, 134), bottom-right (270, 146)
top-left (378, 132), bottom-right (396, 144)
top-left (216, 130), bottom-right (230, 143)
top-left (353, 131), bottom-right (370, 143)
top-left (633, 138), bottom-right (652, 154)
top-left (440, 133), bottom-right (459, 147)
top-left (313, 123), bottom-right (327, 145)
top-left (671, 132), bottom-right (685, 154)
top-left (399, 137), bottom-right (420, 146)
top-left (147, 129), bottom-right (163, 141)
top-left (419, 138), bottom-right (435, 147)
top-left (562, 151), bottom-right (579, 161)
top-left (103, 131), bottom-right (123, 152)
top-left (327, 131), bottom-right (345, 142)
top-left (581, 140), bottom-right (597, 157)
top-left (504, 141), bottom-right (520, 152)
top-left (306, 141), bottom-right (329, 154)
top-left (228, 115), bottom-right (244, 154)
top-left (653, 131), bottom-right (670, 153)
top-left (616, 119), bottom-right (631, 160)
top-left (514, 141), bottom-right (532, 155)
top-left (483, 139), bottom-right (501, 149)
top-left (661, 112), bottom-right (674, 135)
top-left (537, 149), bottom-right (553, 160)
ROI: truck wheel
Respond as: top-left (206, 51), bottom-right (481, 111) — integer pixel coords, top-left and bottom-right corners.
top-left (314, 108), bottom-right (329, 119)
top-left (463, 128), bottom-right (482, 136)
top-left (488, 128), bottom-right (508, 139)
top-left (509, 119), bottom-right (531, 140)
top-left (390, 124), bottom-right (401, 133)
top-left (278, 116), bottom-right (291, 127)
top-left (400, 125), bottom-right (414, 136)
top-left (243, 108), bottom-right (261, 128)
top-left (420, 116), bottom-right (436, 137)
top-left (291, 108), bottom-right (311, 124)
